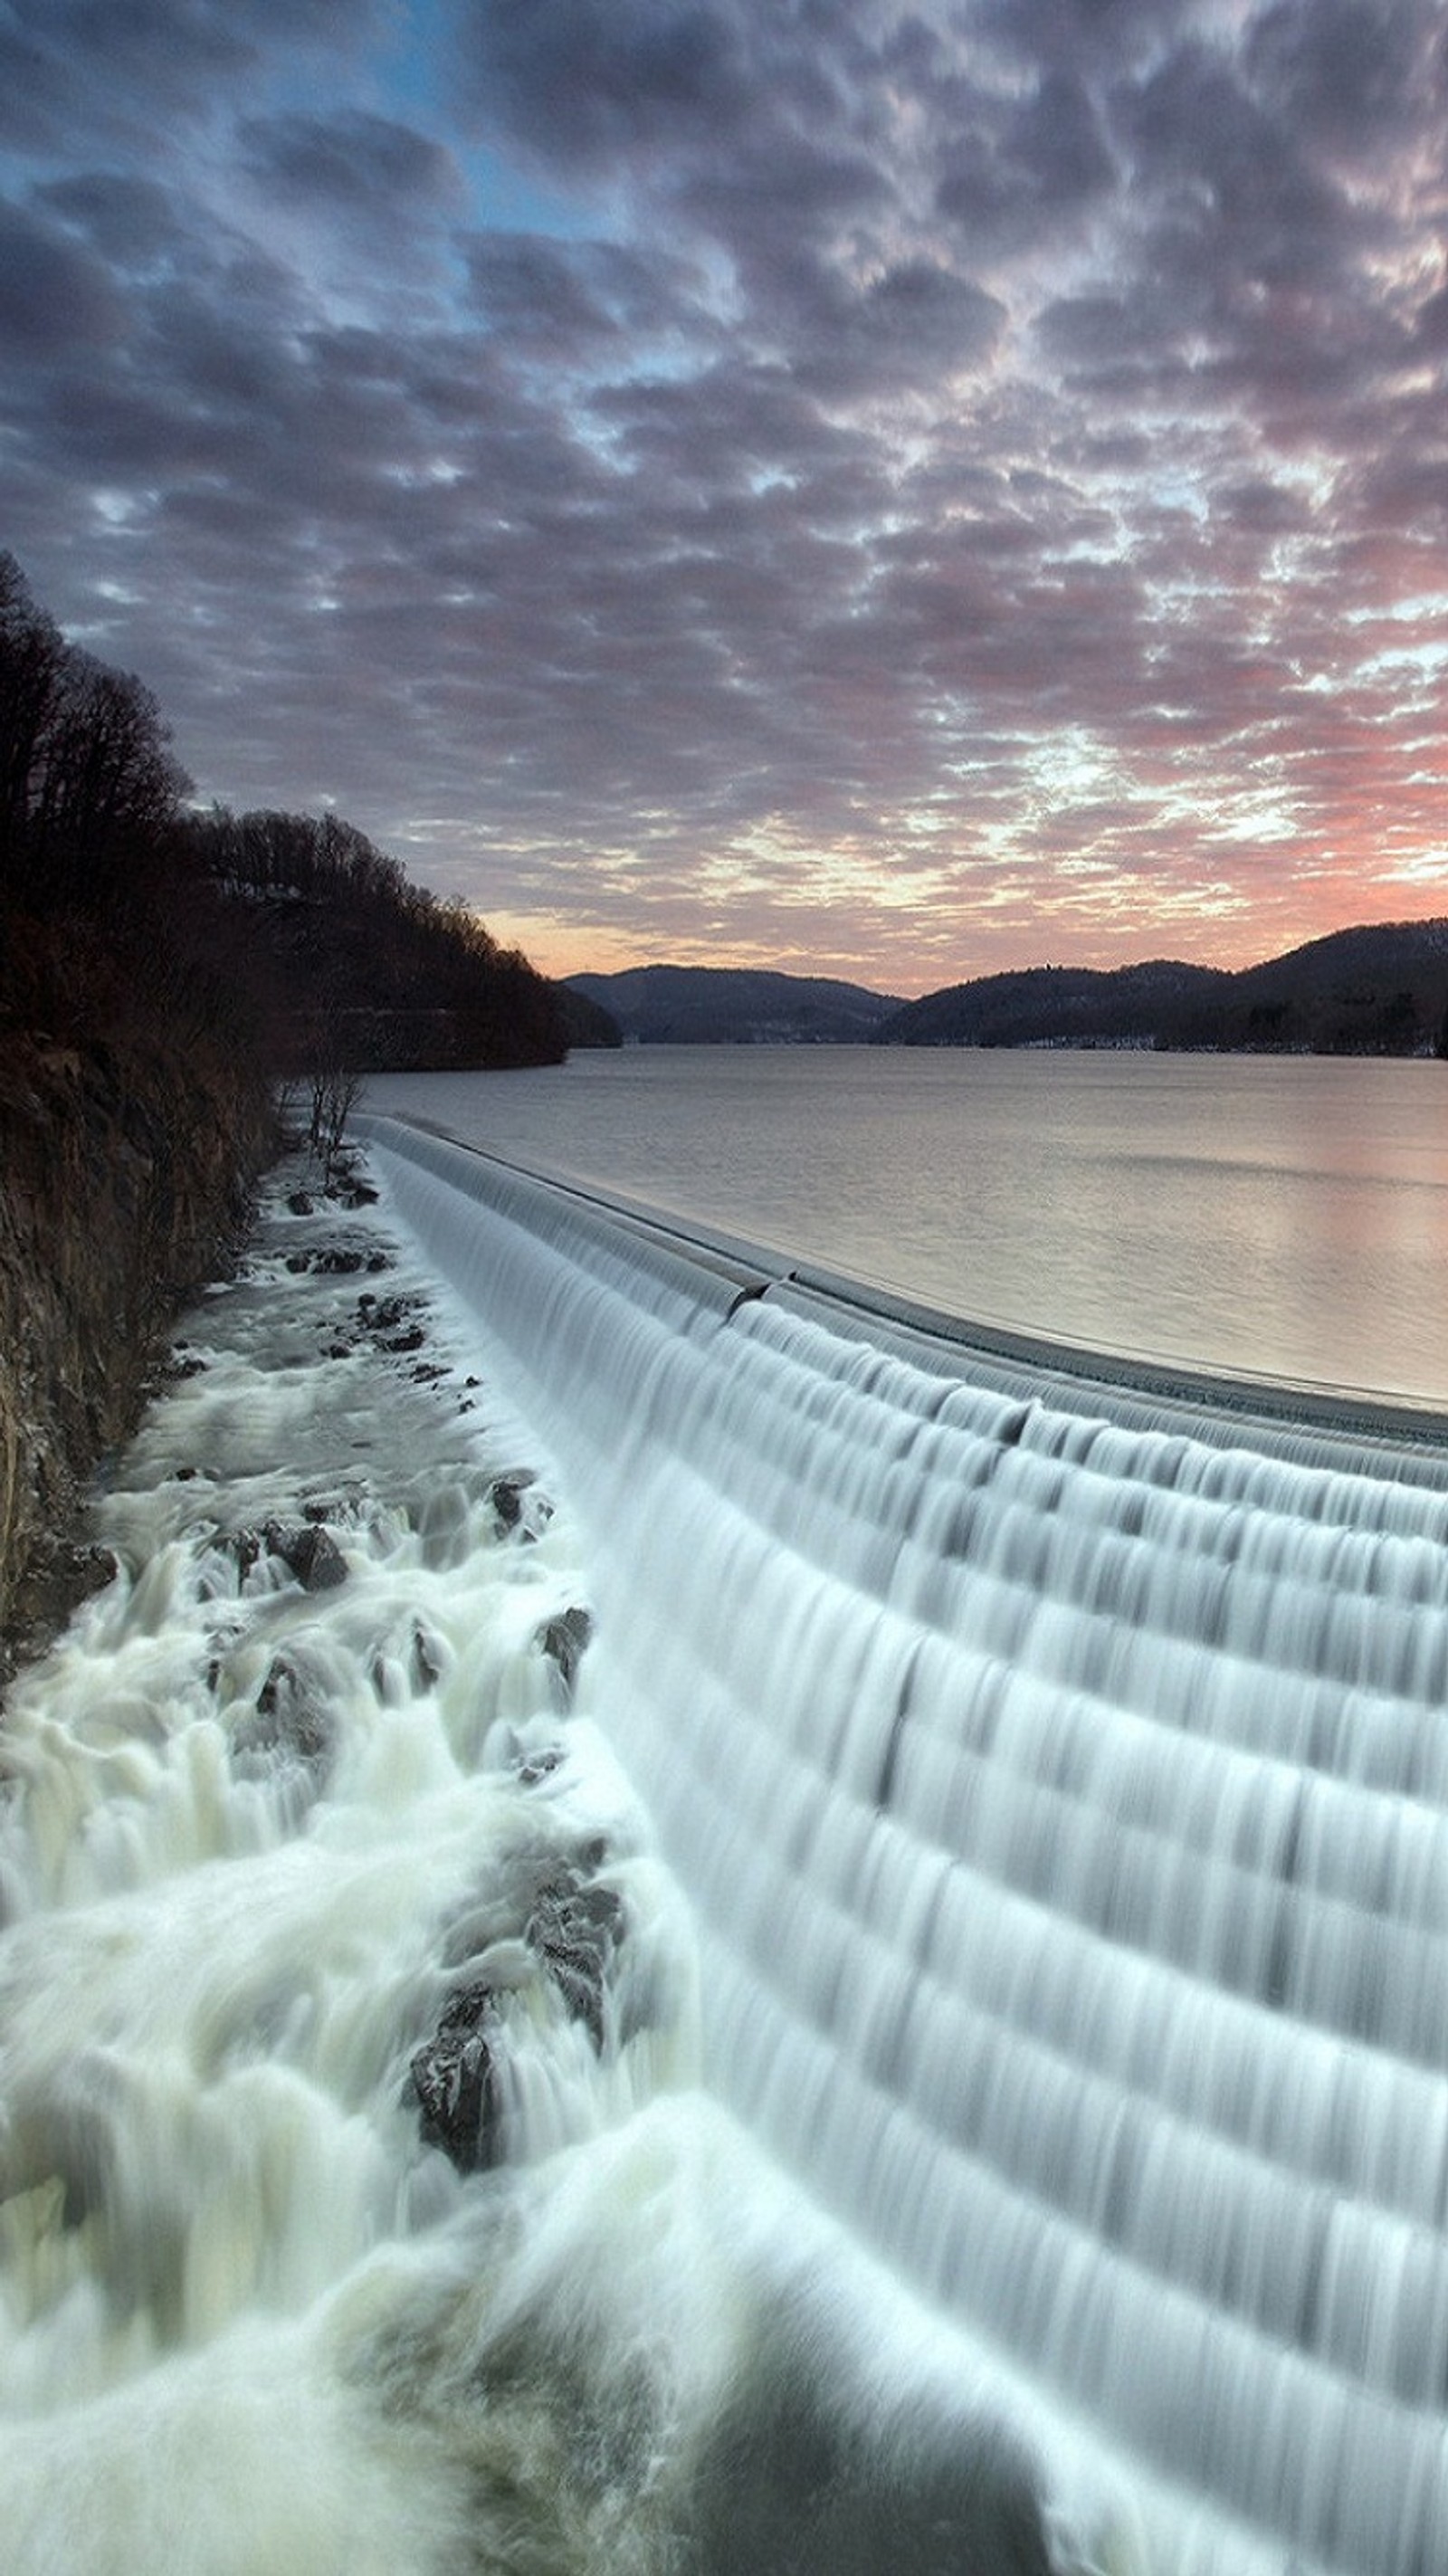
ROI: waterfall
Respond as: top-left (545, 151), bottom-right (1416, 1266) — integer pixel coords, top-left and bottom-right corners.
top-left (360, 1111), bottom-right (1448, 2576)
top-left (0, 1140), bottom-right (1068, 2576)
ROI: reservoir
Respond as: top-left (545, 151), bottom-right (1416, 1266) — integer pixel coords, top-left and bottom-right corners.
top-left (366, 1049), bottom-right (1448, 1411)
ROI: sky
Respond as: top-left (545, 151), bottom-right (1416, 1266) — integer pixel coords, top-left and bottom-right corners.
top-left (3, 0), bottom-right (1446, 996)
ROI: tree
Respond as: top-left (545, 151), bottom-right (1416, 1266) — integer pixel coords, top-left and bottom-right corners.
top-left (306, 1052), bottom-right (367, 1188)
top-left (29, 652), bottom-right (191, 911)
top-left (1, 557), bottom-right (191, 918)
top-left (0, 552), bottom-right (62, 880)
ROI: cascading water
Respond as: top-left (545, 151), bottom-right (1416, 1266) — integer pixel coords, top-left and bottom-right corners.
top-left (0, 1146), bottom-right (1081, 2576)
top-left (357, 1111), bottom-right (1448, 2576)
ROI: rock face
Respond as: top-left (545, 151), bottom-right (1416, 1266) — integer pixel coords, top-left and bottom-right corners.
top-left (0, 1033), bottom-right (274, 1668)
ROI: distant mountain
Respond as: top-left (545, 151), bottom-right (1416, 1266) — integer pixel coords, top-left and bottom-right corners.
top-left (565, 921), bottom-right (1448, 1056)
top-left (876, 959), bottom-right (1227, 1050)
top-left (565, 964), bottom-right (901, 1045)
top-left (876, 920), bottom-right (1448, 1055)
top-left (1224, 921), bottom-right (1448, 1053)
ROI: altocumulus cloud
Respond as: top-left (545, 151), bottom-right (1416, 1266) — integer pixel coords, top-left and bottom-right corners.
top-left (1, 0), bottom-right (1445, 987)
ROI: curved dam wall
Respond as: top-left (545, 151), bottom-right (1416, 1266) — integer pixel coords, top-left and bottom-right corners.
top-left (358, 1110), bottom-right (1448, 2576)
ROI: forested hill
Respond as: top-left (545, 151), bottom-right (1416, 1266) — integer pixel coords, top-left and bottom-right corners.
top-left (567, 964), bottom-right (899, 1044)
top-left (567, 928), bottom-right (1448, 1054)
top-left (187, 807), bottom-right (613, 1073)
top-left (0, 547), bottom-right (596, 1652)
top-left (2, 549), bottom-right (605, 1085)
top-left (876, 922), bottom-right (1448, 1054)
top-left (2, 550), bottom-right (276, 1647)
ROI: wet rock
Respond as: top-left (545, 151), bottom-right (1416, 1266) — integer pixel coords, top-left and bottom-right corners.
top-left (490, 1473), bottom-right (552, 1540)
top-left (535, 1607), bottom-right (593, 1693)
top-left (516, 1745), bottom-right (566, 1788)
top-left (47, 1542), bottom-right (119, 1620)
top-left (0, 1538), bottom-right (120, 1674)
top-left (233, 1652), bottom-right (335, 1778)
top-left (220, 1527), bottom-right (266, 1583)
top-left (286, 1189), bottom-right (315, 1216)
top-left (409, 1982), bottom-right (503, 2172)
top-left (525, 1875), bottom-right (624, 2050)
top-left (359, 1293), bottom-right (409, 1333)
top-left (285, 1241), bottom-right (392, 1278)
top-left (413, 1843), bottom-right (627, 2171)
top-left (351, 1289), bottom-right (433, 1358)
top-left (369, 1619), bottom-right (443, 1699)
top-left (269, 1522), bottom-right (348, 1591)
top-left (410, 1621), bottom-right (443, 1689)
top-left (216, 1519), bottom-right (348, 1596)
top-left (490, 1474), bottom-right (530, 1532)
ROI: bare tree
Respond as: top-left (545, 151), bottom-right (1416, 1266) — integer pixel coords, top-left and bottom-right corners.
top-left (0, 553), bottom-right (62, 881)
top-left (306, 1053), bottom-right (366, 1188)
top-left (31, 654), bottom-right (191, 908)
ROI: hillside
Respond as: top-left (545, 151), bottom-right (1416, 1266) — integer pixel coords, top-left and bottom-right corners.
top-left (877, 959), bottom-right (1227, 1050)
top-left (1, 551), bottom-right (593, 1660)
top-left (190, 809), bottom-right (606, 1073)
top-left (1, 554), bottom-right (277, 1653)
top-left (877, 921), bottom-right (1448, 1054)
top-left (566, 964), bottom-right (899, 1045)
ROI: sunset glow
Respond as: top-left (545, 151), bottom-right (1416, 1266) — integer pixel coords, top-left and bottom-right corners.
top-left (3, 0), bottom-right (1446, 995)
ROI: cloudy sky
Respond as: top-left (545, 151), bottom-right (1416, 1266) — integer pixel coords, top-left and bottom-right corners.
top-left (4, 0), bottom-right (1446, 992)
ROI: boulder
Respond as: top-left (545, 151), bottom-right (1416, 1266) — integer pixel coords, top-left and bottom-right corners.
top-left (266, 1520), bottom-right (348, 1592)
top-left (232, 1649), bottom-right (335, 1779)
top-left (410, 1844), bottom-right (627, 2170)
top-left (220, 1520), bottom-right (348, 1593)
top-left (535, 1606), bottom-right (593, 1693)
top-left (525, 1874), bottom-right (623, 2051)
top-left (409, 1982), bottom-right (502, 2171)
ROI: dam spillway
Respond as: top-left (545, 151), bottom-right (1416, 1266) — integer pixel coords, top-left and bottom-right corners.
top-left (359, 1111), bottom-right (1448, 2576)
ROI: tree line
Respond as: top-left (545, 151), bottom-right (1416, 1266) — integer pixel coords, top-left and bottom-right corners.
top-left (1, 554), bottom-right (188, 924)
top-left (1, 550), bottom-right (605, 1080)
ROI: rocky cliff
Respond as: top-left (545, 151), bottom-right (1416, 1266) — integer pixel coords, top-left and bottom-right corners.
top-left (0, 1030), bottom-right (274, 1666)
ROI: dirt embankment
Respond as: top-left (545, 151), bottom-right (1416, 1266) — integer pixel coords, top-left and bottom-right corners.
top-left (0, 1032), bottom-right (275, 1667)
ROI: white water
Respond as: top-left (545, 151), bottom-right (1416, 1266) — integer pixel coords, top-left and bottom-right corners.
top-left (0, 1155), bottom-right (1086, 2576)
top-left (355, 1111), bottom-right (1448, 2576)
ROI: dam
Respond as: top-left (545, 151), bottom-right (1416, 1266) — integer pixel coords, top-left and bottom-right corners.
top-left (359, 1108), bottom-right (1448, 2576)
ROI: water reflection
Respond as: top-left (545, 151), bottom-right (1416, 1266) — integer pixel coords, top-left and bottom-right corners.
top-left (367, 1051), bottom-right (1448, 1407)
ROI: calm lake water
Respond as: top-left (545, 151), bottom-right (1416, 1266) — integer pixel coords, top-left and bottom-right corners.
top-left (366, 1048), bottom-right (1448, 1410)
